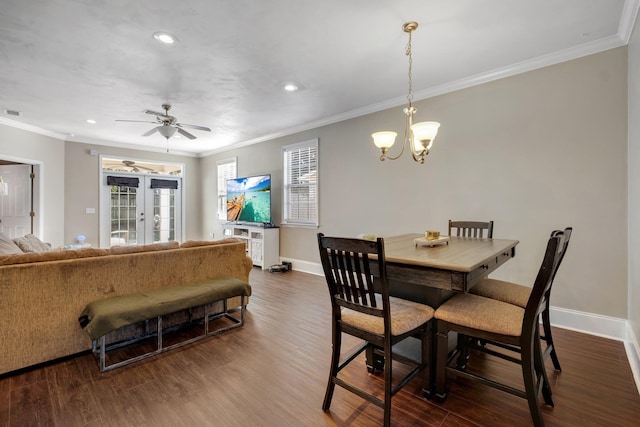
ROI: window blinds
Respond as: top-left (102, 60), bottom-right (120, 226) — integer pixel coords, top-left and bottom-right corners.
top-left (283, 139), bottom-right (318, 226)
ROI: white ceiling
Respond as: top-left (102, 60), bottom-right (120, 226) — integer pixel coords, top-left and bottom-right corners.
top-left (0, 0), bottom-right (637, 156)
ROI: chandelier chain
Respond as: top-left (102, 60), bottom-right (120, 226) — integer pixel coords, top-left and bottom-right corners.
top-left (406, 30), bottom-right (413, 106)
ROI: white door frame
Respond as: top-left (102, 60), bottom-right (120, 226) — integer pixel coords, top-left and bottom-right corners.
top-left (0, 154), bottom-right (43, 238)
top-left (99, 155), bottom-right (185, 248)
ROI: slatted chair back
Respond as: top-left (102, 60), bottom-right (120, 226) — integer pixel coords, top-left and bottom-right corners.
top-left (448, 220), bottom-right (494, 238)
top-left (317, 234), bottom-right (390, 325)
top-left (548, 227), bottom-right (572, 288)
top-left (522, 232), bottom-right (565, 342)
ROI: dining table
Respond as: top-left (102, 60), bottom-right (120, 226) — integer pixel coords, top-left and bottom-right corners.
top-left (367, 233), bottom-right (520, 396)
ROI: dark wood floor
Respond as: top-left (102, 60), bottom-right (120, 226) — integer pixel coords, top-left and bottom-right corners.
top-left (2, 268), bottom-right (640, 426)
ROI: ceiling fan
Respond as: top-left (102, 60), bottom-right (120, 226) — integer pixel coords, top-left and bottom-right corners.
top-left (116, 104), bottom-right (211, 140)
top-left (121, 160), bottom-right (155, 173)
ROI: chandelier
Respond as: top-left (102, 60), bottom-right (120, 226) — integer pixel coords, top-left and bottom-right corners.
top-left (372, 21), bottom-right (440, 164)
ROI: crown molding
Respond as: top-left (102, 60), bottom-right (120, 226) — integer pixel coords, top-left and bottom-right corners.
top-left (620, 0), bottom-right (640, 43)
top-left (0, 117), bottom-right (66, 140)
top-left (65, 136), bottom-right (198, 158)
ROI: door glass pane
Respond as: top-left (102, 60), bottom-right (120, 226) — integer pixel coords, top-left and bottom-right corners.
top-left (152, 188), bottom-right (176, 243)
top-left (110, 185), bottom-right (138, 245)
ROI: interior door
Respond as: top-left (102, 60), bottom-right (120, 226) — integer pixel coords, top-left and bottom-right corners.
top-left (0, 164), bottom-right (32, 238)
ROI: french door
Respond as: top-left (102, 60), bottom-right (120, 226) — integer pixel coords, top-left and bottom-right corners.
top-left (102, 174), bottom-right (182, 247)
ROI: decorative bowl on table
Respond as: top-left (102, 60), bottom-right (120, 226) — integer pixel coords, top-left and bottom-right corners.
top-left (415, 235), bottom-right (450, 247)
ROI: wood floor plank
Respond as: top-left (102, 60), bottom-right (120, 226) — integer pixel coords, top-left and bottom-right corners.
top-left (9, 380), bottom-right (54, 426)
top-left (3, 267), bottom-right (640, 426)
top-left (0, 374), bottom-right (10, 427)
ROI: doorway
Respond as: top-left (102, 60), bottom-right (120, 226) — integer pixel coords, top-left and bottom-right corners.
top-left (100, 157), bottom-right (184, 248)
top-left (0, 161), bottom-right (40, 238)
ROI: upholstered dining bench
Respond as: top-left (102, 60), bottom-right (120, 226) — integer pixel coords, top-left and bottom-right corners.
top-left (78, 277), bottom-right (252, 372)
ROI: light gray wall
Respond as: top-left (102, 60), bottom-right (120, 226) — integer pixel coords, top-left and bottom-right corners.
top-left (64, 141), bottom-right (202, 246)
top-left (628, 16), bottom-right (640, 349)
top-left (0, 125), bottom-right (65, 245)
top-left (203, 47), bottom-right (629, 319)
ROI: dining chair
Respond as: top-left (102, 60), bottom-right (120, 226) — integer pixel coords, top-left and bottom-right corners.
top-left (448, 220), bottom-right (494, 238)
top-left (434, 230), bottom-right (566, 427)
top-left (469, 227), bottom-right (572, 371)
top-left (317, 233), bottom-right (434, 427)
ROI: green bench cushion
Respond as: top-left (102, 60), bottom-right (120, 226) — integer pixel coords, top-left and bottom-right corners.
top-left (78, 278), bottom-right (251, 340)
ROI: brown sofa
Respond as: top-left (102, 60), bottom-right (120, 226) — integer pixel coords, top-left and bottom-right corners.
top-left (0, 239), bottom-right (253, 375)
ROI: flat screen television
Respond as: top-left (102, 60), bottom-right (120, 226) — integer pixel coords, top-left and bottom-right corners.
top-left (226, 174), bottom-right (272, 224)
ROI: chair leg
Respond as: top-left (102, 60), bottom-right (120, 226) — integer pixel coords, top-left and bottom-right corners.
top-left (534, 327), bottom-right (554, 407)
top-left (542, 304), bottom-right (561, 371)
top-left (455, 333), bottom-right (469, 369)
top-left (383, 341), bottom-right (393, 427)
top-left (323, 325), bottom-right (341, 411)
top-left (422, 325), bottom-right (434, 398)
top-left (435, 321), bottom-right (449, 399)
top-left (522, 336), bottom-right (546, 427)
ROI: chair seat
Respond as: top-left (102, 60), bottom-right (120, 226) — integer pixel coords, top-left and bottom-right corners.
top-left (470, 278), bottom-right (531, 308)
top-left (435, 293), bottom-right (524, 337)
top-left (342, 294), bottom-right (434, 336)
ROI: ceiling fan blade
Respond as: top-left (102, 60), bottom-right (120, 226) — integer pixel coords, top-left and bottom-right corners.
top-left (177, 123), bottom-right (211, 132)
top-left (144, 109), bottom-right (167, 117)
top-left (177, 128), bottom-right (197, 140)
top-left (116, 119), bottom-right (159, 124)
top-left (142, 126), bottom-right (160, 137)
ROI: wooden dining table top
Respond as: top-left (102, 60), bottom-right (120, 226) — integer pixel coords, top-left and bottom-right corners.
top-left (381, 233), bottom-right (519, 273)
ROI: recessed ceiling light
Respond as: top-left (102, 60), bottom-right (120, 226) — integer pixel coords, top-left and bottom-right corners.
top-left (283, 83), bottom-right (299, 92)
top-left (86, 119), bottom-right (96, 124)
top-left (153, 31), bottom-right (178, 44)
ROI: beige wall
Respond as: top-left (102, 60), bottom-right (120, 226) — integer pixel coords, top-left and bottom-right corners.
top-left (628, 17), bottom-right (640, 349)
top-left (203, 47), bottom-right (629, 319)
top-left (64, 141), bottom-right (202, 246)
top-left (0, 125), bottom-right (65, 245)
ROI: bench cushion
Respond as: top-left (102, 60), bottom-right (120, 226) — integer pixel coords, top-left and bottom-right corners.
top-left (78, 278), bottom-right (251, 340)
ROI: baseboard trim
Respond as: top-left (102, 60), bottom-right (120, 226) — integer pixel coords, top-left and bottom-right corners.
top-left (549, 306), bottom-right (626, 340)
top-left (280, 258), bottom-right (324, 276)
top-left (625, 327), bottom-right (640, 395)
top-left (285, 259), bottom-right (639, 394)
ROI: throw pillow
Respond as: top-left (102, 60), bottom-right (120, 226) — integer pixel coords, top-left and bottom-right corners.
top-left (0, 232), bottom-right (23, 254)
top-left (12, 234), bottom-right (52, 253)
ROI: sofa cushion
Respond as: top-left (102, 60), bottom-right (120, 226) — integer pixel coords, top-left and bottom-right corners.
top-left (12, 234), bottom-right (52, 253)
top-left (0, 232), bottom-right (23, 254)
top-left (110, 241), bottom-right (180, 255)
top-left (180, 238), bottom-right (243, 248)
top-left (0, 247), bottom-right (110, 266)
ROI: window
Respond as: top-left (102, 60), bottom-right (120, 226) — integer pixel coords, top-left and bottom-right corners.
top-left (217, 158), bottom-right (237, 220)
top-left (283, 139), bottom-right (318, 226)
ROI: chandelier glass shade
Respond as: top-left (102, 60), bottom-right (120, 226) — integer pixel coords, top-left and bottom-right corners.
top-left (372, 21), bottom-right (441, 164)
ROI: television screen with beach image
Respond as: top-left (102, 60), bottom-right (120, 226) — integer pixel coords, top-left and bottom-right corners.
top-left (226, 174), bottom-right (272, 224)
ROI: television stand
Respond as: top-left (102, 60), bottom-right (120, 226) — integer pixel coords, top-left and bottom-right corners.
top-left (222, 224), bottom-right (279, 270)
